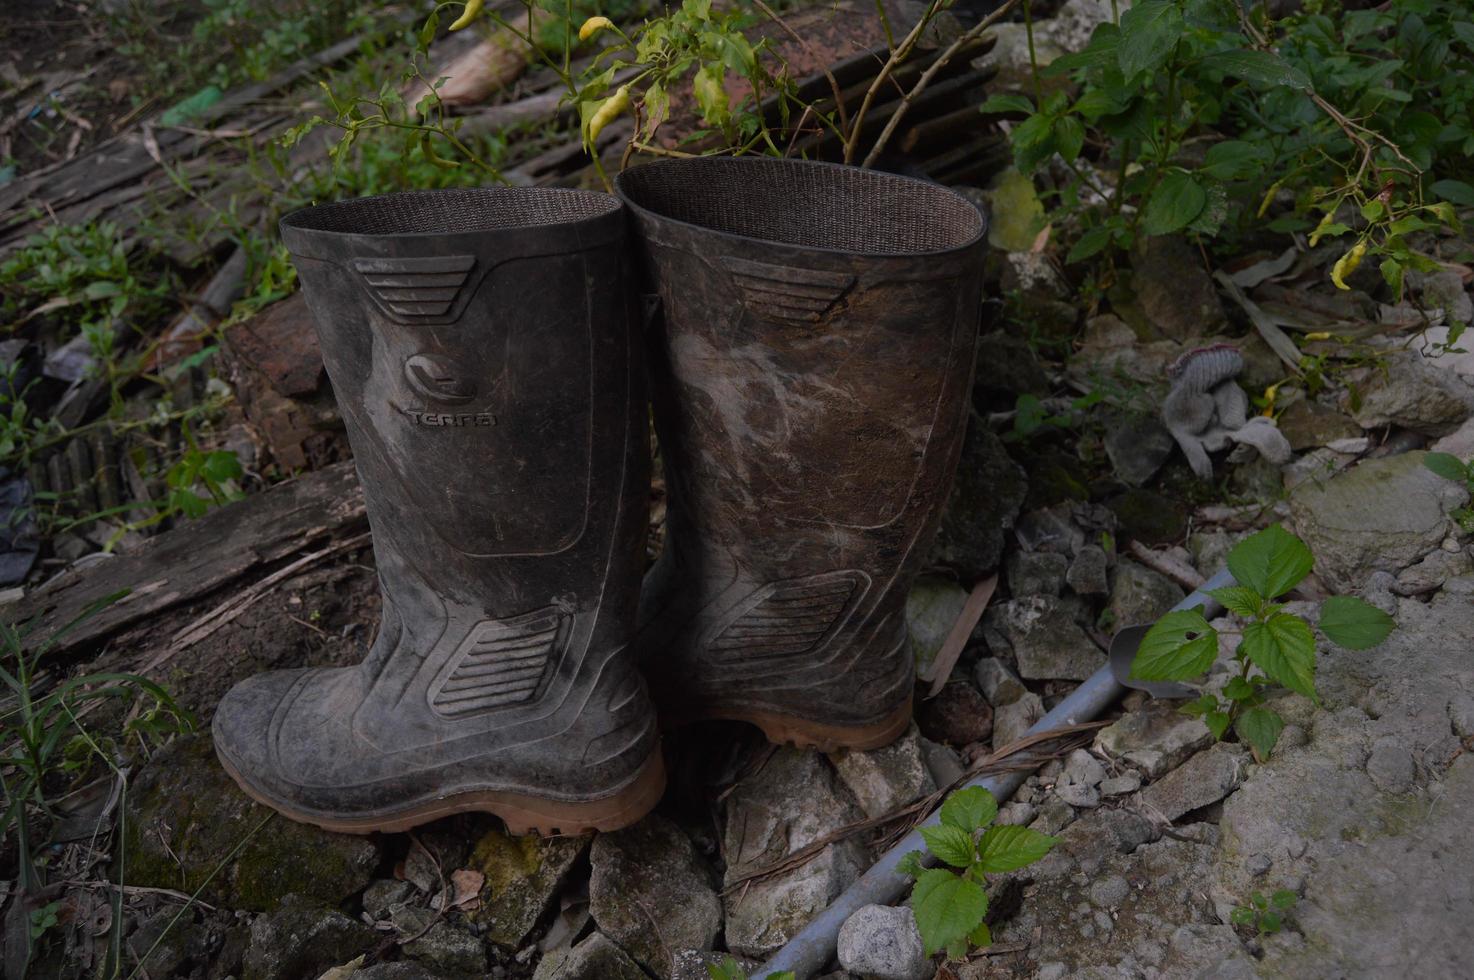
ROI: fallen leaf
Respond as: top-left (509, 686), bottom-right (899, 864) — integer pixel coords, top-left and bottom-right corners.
top-left (315, 954), bottom-right (365, 980)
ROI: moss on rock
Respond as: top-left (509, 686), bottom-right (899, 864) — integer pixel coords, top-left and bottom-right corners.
top-left (469, 827), bottom-right (589, 947)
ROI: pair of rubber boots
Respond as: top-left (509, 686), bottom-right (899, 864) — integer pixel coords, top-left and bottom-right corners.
top-left (212, 157), bottom-right (988, 836)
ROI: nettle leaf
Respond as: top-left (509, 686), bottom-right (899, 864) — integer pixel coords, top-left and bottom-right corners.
top-left (978, 94), bottom-right (1034, 115)
top-left (1432, 179), bottom-right (1474, 207)
top-left (896, 849), bottom-right (926, 879)
top-left (975, 825), bottom-right (1058, 873)
top-left (1205, 710), bottom-right (1232, 739)
top-left (912, 868), bottom-right (989, 957)
top-left (1066, 223), bottom-right (1117, 264)
top-left (1223, 676), bottom-right (1257, 702)
top-left (1236, 705), bottom-right (1284, 760)
top-left (920, 824), bottom-right (978, 869)
top-left (1318, 596), bottom-right (1395, 650)
top-left (1242, 613), bottom-right (1317, 701)
top-left (1199, 49), bottom-right (1312, 91)
top-left (1142, 171), bottom-right (1207, 235)
top-left (940, 786), bottom-right (998, 832)
top-left (1131, 609), bottom-right (1219, 681)
top-left (1423, 452), bottom-right (1469, 483)
top-left (1201, 140), bottom-right (1266, 181)
top-left (1226, 524), bottom-right (1313, 600)
top-left (1208, 585), bottom-right (1263, 619)
top-left (1052, 115), bottom-right (1086, 163)
top-left (1117, 0), bottom-right (1185, 77)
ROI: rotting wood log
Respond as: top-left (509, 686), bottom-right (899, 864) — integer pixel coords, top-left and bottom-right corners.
top-left (8, 461), bottom-right (367, 656)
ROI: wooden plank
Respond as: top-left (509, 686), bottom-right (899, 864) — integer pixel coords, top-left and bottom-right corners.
top-left (9, 461), bottom-right (368, 655)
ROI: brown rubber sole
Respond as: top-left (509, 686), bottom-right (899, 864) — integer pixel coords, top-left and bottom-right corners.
top-left (669, 694), bottom-right (914, 753)
top-left (216, 746), bottom-right (667, 837)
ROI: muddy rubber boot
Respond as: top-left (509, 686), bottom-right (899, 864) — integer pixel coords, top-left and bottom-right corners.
top-left (212, 188), bottom-right (664, 835)
top-left (616, 158), bottom-right (987, 752)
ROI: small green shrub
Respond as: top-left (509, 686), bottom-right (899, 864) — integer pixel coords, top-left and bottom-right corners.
top-left (1231, 888), bottom-right (1298, 935)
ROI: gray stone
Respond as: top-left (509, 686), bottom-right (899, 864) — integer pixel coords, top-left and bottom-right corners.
top-left (997, 801), bottom-right (1036, 826)
top-left (992, 691), bottom-right (1045, 748)
top-left (1422, 269), bottom-right (1474, 325)
top-left (533, 931), bottom-right (648, 980)
top-left (1032, 796), bottom-right (1076, 835)
top-left (1131, 235), bottom-right (1228, 340)
top-left (1106, 560), bottom-right (1185, 631)
top-left (1290, 451), bottom-right (1469, 591)
top-left (931, 420), bottom-right (1029, 579)
top-left (1066, 545), bottom-right (1110, 596)
top-left (1099, 773), bottom-right (1142, 796)
top-left (242, 894), bottom-right (376, 980)
top-left (590, 814), bottom-right (722, 978)
top-left (836, 904), bottom-right (929, 980)
top-left (1138, 743), bottom-right (1250, 822)
top-left (1054, 782), bottom-right (1100, 808)
top-left (403, 919), bottom-right (487, 975)
top-left (918, 736), bottom-right (965, 788)
top-left (1393, 548), bottom-right (1473, 595)
top-left (1096, 699), bottom-right (1214, 779)
top-left (469, 828), bottom-right (590, 948)
top-left (1349, 351), bottom-right (1474, 435)
top-left (915, 680), bottom-right (993, 746)
top-left (973, 657), bottom-right (1026, 707)
top-left (1088, 874), bottom-right (1130, 909)
top-left (353, 965), bottom-right (444, 980)
top-left (671, 951), bottom-right (757, 980)
top-left (981, 595), bottom-right (1104, 681)
top-left (832, 724), bottom-right (937, 819)
top-left (1276, 397), bottom-right (1362, 451)
top-left (1061, 749), bottom-right (1107, 787)
top-left (361, 879), bottom-right (415, 920)
top-left (1365, 738), bottom-right (1416, 794)
top-left (723, 749), bottom-right (868, 957)
top-left (1005, 550), bottom-right (1070, 597)
top-left (1431, 414), bottom-right (1474, 458)
top-left (905, 575), bottom-right (969, 677)
top-left (1104, 414), bottom-right (1177, 486)
top-left (1161, 924), bottom-right (1258, 979)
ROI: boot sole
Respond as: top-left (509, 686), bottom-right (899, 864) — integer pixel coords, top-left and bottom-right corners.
top-left (671, 694), bottom-right (913, 753)
top-left (216, 745), bottom-right (667, 837)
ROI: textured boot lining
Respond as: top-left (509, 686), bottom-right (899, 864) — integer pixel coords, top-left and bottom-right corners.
top-left (281, 187), bottom-right (620, 235)
top-left (618, 157), bottom-right (985, 254)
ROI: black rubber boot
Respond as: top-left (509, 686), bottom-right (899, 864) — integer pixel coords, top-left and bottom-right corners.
top-left (616, 158), bottom-right (987, 751)
top-left (212, 189), bottom-right (664, 835)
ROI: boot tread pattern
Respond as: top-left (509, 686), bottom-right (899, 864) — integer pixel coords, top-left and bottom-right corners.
top-left (353, 254), bottom-right (476, 321)
top-left (707, 571), bottom-right (865, 663)
top-left (432, 608), bottom-right (564, 716)
top-left (720, 256), bottom-right (854, 324)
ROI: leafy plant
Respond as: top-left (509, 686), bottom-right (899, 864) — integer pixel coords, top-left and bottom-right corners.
top-left (1231, 888), bottom-right (1297, 935)
top-left (1423, 451), bottom-right (1474, 532)
top-left (1131, 524), bottom-right (1395, 760)
top-left (896, 786), bottom-right (1057, 959)
top-left (705, 957), bottom-right (792, 980)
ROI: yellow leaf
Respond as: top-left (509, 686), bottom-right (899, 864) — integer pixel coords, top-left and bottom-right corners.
top-left (449, 0), bottom-right (484, 31)
top-left (579, 16), bottom-right (614, 40)
top-left (1330, 241), bottom-right (1367, 291)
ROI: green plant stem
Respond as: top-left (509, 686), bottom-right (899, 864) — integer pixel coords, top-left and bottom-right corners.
top-left (1024, 0), bottom-right (1042, 106)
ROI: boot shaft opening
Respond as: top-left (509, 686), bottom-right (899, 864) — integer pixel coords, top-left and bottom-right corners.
top-left (280, 187), bottom-right (621, 237)
top-left (615, 157), bottom-right (985, 255)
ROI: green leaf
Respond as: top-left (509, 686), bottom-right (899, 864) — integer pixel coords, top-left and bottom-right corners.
top-left (1199, 49), bottom-right (1312, 91)
top-left (1205, 710), bottom-right (1232, 739)
top-left (1208, 586), bottom-right (1263, 619)
top-left (1117, 0), bottom-right (1185, 77)
top-left (896, 849), bottom-right (926, 879)
top-left (202, 450), bottom-right (243, 484)
top-left (1181, 693), bottom-right (1219, 717)
top-left (1201, 140), bottom-right (1265, 181)
top-left (978, 94), bottom-right (1034, 115)
top-left (1235, 705), bottom-right (1285, 760)
top-left (975, 825), bottom-right (1057, 873)
top-left (1318, 596), bottom-right (1395, 650)
top-left (1271, 889), bottom-right (1298, 909)
top-left (1431, 179), bottom-right (1474, 206)
top-left (1066, 224), bottom-right (1115, 264)
top-left (1230, 906), bottom-right (1255, 927)
top-left (1142, 171), bottom-right (1207, 235)
top-left (912, 868), bottom-right (989, 957)
top-left (921, 824), bottom-right (978, 869)
top-left (1052, 115), bottom-right (1086, 163)
top-left (1242, 613), bottom-right (1317, 701)
top-left (1223, 676), bottom-right (1256, 702)
top-left (1423, 452), bottom-right (1469, 483)
top-left (692, 63), bottom-right (729, 125)
top-left (1131, 609), bottom-right (1219, 681)
top-left (1226, 524), bottom-right (1314, 600)
top-left (940, 786), bottom-right (998, 832)
top-left (968, 921), bottom-right (993, 948)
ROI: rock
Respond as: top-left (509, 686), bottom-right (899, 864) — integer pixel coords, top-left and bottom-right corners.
top-left (1161, 924), bottom-right (1259, 978)
top-left (1088, 874), bottom-right (1130, 909)
top-left (1066, 545), bottom-right (1109, 597)
top-left (1061, 749), bottom-right (1107, 787)
top-left (122, 735), bottom-right (379, 914)
top-left (1138, 743), bottom-right (1250, 822)
top-left (1218, 587), bottom-right (1474, 978)
top-left (1030, 795), bottom-right (1076, 835)
top-left (1106, 560), bottom-right (1185, 630)
top-left (1422, 269), bottom-right (1474, 325)
top-left (1005, 550), bottom-right (1069, 597)
top-left (1289, 451), bottom-right (1469, 591)
top-left (1096, 699), bottom-right (1214, 779)
top-left (1431, 415), bottom-right (1474, 458)
top-left (997, 801), bottom-right (1036, 826)
top-left (992, 691), bottom-right (1045, 748)
top-left (1393, 548), bottom-right (1473, 595)
top-left (1188, 530), bottom-right (1243, 579)
top-left (722, 749), bottom-right (868, 957)
top-left (1349, 351), bottom-right (1474, 435)
top-left (362, 879), bottom-right (415, 919)
top-left (1099, 773), bottom-right (1141, 796)
top-left (1282, 443), bottom-right (1361, 492)
top-left (589, 814), bottom-right (721, 978)
top-left (981, 596), bottom-right (1105, 681)
top-left (353, 964), bottom-right (445, 980)
top-left (403, 919), bottom-right (488, 975)
top-left (905, 575), bottom-right (969, 677)
top-left (836, 905), bottom-right (929, 980)
top-left (1054, 782), bottom-right (1100, 808)
top-left (931, 418), bottom-right (1029, 579)
top-left (831, 724), bottom-right (937, 819)
top-left (469, 828), bottom-right (589, 947)
top-left (1276, 398), bottom-right (1362, 451)
top-left (1131, 236), bottom-right (1228, 340)
top-left (533, 931), bottom-right (648, 980)
top-left (1104, 414), bottom-right (1177, 486)
top-left (242, 894), bottom-right (376, 980)
top-left (973, 331), bottom-right (1049, 408)
top-left (671, 951), bottom-right (757, 980)
top-left (973, 657), bottom-right (1027, 707)
top-left (1107, 488), bottom-right (1188, 546)
top-left (916, 680), bottom-right (994, 746)
top-left (918, 736), bottom-right (966, 788)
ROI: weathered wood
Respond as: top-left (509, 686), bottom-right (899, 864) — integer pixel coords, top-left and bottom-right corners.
top-left (9, 461), bottom-right (367, 655)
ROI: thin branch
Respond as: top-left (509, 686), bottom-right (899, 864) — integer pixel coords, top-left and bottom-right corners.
top-left (753, 0), bottom-right (850, 137)
top-left (844, 0), bottom-right (944, 164)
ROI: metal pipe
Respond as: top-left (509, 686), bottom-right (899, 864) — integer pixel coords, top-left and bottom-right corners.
top-left (759, 568), bottom-right (1234, 979)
